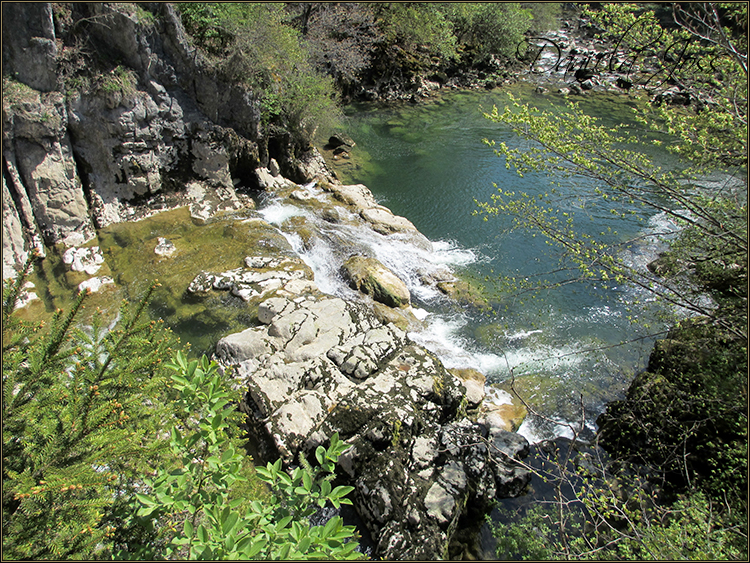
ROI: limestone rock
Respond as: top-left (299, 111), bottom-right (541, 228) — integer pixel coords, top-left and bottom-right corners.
top-left (4, 91), bottom-right (95, 245)
top-left (482, 386), bottom-right (528, 432)
top-left (327, 133), bottom-right (356, 148)
top-left (1, 3), bottom-right (58, 92)
top-left (2, 177), bottom-right (28, 280)
top-left (13, 281), bottom-right (39, 309)
top-left (255, 167), bottom-right (295, 191)
top-left (154, 237), bottom-right (176, 257)
top-left (326, 183), bottom-right (379, 210)
top-left (218, 294), bottom-right (531, 561)
top-left (360, 207), bottom-right (418, 234)
top-left (450, 368), bottom-right (486, 407)
top-left (62, 246), bottom-right (105, 275)
top-left (341, 256), bottom-right (411, 308)
top-left (187, 253), bottom-right (314, 305)
top-left (78, 276), bottom-right (114, 294)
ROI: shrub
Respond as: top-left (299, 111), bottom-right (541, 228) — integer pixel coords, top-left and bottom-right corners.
top-left (121, 351), bottom-right (364, 560)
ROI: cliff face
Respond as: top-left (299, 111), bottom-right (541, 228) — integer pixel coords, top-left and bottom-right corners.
top-left (2, 3), bottom-right (326, 279)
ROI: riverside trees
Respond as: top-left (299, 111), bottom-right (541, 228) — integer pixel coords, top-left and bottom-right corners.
top-left (478, 3), bottom-right (747, 559)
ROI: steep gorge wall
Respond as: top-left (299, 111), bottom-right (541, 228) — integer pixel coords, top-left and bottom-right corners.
top-left (2, 2), bottom-right (323, 279)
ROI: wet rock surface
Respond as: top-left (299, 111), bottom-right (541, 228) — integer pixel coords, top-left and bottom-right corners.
top-left (341, 255), bottom-right (411, 308)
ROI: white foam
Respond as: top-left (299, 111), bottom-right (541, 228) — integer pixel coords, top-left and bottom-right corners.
top-left (412, 307), bottom-right (430, 321)
top-left (258, 203), bottom-right (308, 225)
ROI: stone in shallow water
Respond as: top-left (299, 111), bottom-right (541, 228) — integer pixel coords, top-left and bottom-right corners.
top-left (78, 276), bottom-right (114, 294)
top-left (154, 237), bottom-right (176, 256)
top-left (62, 246), bottom-right (105, 275)
top-left (341, 255), bottom-right (411, 308)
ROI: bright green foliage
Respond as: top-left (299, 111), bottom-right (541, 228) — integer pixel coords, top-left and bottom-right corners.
top-left (2, 261), bottom-right (361, 560)
top-left (2, 267), bottom-right (179, 560)
top-left (375, 3), bottom-right (458, 61)
top-left (598, 319), bottom-right (748, 508)
top-left (480, 3), bottom-right (747, 558)
top-left (123, 351), bottom-right (363, 560)
top-left (176, 3), bottom-right (340, 146)
top-left (493, 487), bottom-right (747, 560)
top-left (479, 91), bottom-right (746, 339)
top-left (441, 3), bottom-right (534, 60)
top-left (585, 3), bottom-right (748, 168)
top-left (492, 436), bottom-right (746, 560)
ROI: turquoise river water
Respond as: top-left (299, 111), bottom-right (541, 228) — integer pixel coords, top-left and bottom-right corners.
top-left (327, 83), bottom-right (685, 442)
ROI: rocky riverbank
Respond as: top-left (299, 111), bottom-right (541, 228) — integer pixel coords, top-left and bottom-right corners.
top-left (3, 3), bottom-right (532, 559)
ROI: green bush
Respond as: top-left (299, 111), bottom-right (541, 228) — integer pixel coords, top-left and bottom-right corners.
top-left (122, 351), bottom-right (363, 560)
top-left (177, 3), bottom-right (341, 147)
top-left (2, 263), bottom-right (363, 560)
top-left (442, 3), bottom-right (533, 60)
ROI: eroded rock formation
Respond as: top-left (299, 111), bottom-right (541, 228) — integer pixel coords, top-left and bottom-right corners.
top-left (217, 289), bottom-right (530, 560)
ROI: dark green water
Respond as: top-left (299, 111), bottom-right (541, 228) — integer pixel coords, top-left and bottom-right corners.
top-left (332, 84), bottom-right (679, 440)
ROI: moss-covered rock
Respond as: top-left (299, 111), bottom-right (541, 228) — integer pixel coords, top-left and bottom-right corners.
top-left (437, 278), bottom-right (490, 310)
top-left (341, 255), bottom-right (411, 308)
top-left (597, 317), bottom-right (747, 502)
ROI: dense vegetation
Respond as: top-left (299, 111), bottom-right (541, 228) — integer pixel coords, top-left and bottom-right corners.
top-left (175, 2), bottom-right (561, 142)
top-left (2, 265), bottom-right (363, 559)
top-left (478, 2), bottom-right (747, 559)
top-left (3, 2), bottom-right (746, 560)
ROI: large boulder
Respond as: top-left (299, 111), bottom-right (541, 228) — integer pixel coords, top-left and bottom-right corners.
top-left (341, 255), bottom-right (411, 308)
top-left (217, 294), bottom-right (531, 560)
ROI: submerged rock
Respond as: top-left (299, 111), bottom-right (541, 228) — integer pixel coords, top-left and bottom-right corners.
top-left (153, 237), bottom-right (176, 257)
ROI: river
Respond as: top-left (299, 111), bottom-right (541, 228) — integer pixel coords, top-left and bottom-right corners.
top-left (322, 83), bottom-right (683, 442)
top-left (21, 83), bottom-right (682, 445)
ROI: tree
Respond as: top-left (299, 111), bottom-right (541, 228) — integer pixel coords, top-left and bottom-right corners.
top-left (289, 3), bottom-right (378, 87)
top-left (478, 2), bottom-right (747, 557)
top-left (478, 3), bottom-right (747, 339)
top-left (177, 3), bottom-right (341, 148)
top-left (2, 265), bottom-right (179, 559)
top-left (441, 3), bottom-right (534, 61)
top-left (2, 262), bottom-right (363, 560)
top-left (120, 352), bottom-right (363, 560)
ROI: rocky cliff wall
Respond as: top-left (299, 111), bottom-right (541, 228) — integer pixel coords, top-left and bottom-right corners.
top-left (2, 2), bottom-right (327, 280)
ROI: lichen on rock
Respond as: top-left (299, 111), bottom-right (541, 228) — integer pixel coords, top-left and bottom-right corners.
top-left (218, 292), bottom-right (531, 560)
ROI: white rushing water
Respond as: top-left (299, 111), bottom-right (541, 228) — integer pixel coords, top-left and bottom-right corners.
top-left (256, 184), bottom-right (688, 443)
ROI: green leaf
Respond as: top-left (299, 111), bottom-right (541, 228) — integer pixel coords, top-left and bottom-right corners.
top-left (277, 515), bottom-right (293, 530)
top-left (297, 536), bottom-right (312, 554)
top-left (222, 511), bottom-right (239, 535)
top-left (184, 519), bottom-right (194, 537)
top-left (197, 523), bottom-right (208, 543)
top-left (276, 543), bottom-right (292, 559)
top-left (135, 492), bottom-right (156, 507)
top-left (242, 537), bottom-right (267, 558)
top-left (220, 447), bottom-right (234, 464)
top-left (303, 470), bottom-right (312, 491)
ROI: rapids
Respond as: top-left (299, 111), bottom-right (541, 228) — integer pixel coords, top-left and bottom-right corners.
top-left (318, 84), bottom-right (690, 442)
